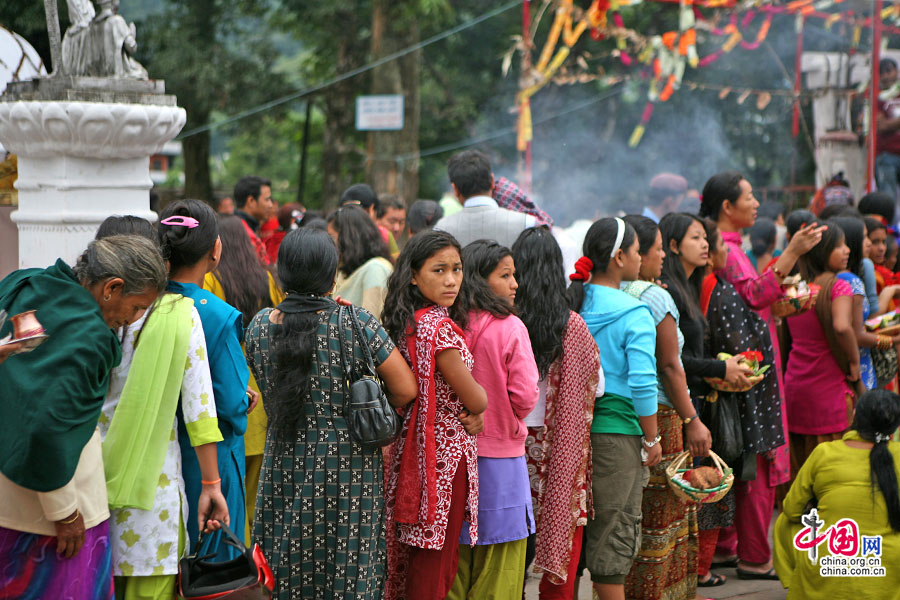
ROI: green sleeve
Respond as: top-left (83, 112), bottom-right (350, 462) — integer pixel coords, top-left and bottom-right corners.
top-left (186, 417), bottom-right (224, 447)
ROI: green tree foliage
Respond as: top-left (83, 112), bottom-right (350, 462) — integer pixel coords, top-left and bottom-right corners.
top-left (215, 106), bottom-right (325, 208)
top-left (133, 0), bottom-right (289, 200)
top-left (273, 1), bottom-right (372, 209)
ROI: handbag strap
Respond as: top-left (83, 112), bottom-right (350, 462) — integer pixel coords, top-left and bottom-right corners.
top-left (337, 304), bottom-right (378, 378)
top-left (193, 522), bottom-right (247, 559)
top-left (347, 305), bottom-right (378, 377)
top-left (337, 305), bottom-right (358, 385)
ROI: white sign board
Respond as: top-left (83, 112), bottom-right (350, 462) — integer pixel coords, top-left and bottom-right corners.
top-left (356, 95), bottom-right (404, 131)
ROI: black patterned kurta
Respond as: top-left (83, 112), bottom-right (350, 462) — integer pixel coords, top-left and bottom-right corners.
top-left (245, 306), bottom-right (395, 600)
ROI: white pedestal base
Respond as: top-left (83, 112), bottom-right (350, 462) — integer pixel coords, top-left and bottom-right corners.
top-left (0, 99), bottom-right (185, 269)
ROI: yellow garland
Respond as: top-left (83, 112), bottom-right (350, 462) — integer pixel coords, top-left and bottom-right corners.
top-left (516, 99), bottom-right (533, 152)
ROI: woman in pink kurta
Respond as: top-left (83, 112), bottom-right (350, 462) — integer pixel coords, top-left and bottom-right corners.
top-left (784, 280), bottom-right (854, 434)
top-left (699, 171), bottom-right (825, 580)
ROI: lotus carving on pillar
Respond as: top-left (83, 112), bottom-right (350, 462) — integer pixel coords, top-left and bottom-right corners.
top-left (0, 101), bottom-right (185, 159)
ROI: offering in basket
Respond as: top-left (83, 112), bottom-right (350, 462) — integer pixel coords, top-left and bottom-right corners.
top-left (666, 451), bottom-right (734, 504)
top-left (772, 275), bottom-right (819, 317)
top-left (704, 350), bottom-right (770, 393)
top-left (866, 310), bottom-right (900, 336)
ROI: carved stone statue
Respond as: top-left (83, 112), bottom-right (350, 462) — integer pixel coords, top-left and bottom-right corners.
top-left (67, 0), bottom-right (96, 32)
top-left (42, 0), bottom-right (148, 79)
top-left (85, 0), bottom-right (148, 79)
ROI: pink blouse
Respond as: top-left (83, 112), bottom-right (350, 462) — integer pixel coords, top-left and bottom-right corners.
top-left (717, 231), bottom-right (790, 486)
top-left (783, 278), bottom-right (854, 435)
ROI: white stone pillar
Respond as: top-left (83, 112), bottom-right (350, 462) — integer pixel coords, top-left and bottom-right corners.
top-left (0, 98), bottom-right (184, 269)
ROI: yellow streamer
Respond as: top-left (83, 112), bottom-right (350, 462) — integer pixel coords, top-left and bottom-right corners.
top-left (564, 19), bottom-right (589, 47)
top-left (517, 100), bottom-right (532, 152)
top-left (723, 31), bottom-right (743, 52)
top-left (629, 124), bottom-right (646, 147)
top-left (536, 7), bottom-right (567, 72)
top-left (546, 46), bottom-right (571, 75)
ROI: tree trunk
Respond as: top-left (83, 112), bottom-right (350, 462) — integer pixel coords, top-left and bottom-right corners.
top-left (366, 0), bottom-right (420, 206)
top-left (182, 128), bottom-right (212, 201)
top-left (320, 35), bottom-right (367, 212)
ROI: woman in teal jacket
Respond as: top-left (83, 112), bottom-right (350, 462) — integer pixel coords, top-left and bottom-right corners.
top-left (566, 217), bottom-right (661, 600)
top-left (158, 200), bottom-right (252, 559)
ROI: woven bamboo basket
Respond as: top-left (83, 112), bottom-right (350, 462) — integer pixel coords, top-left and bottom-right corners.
top-left (771, 286), bottom-right (819, 318)
top-left (665, 450), bottom-right (734, 504)
top-left (704, 373), bottom-right (764, 393)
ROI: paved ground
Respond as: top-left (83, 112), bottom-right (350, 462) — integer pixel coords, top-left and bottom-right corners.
top-left (523, 567), bottom-right (787, 599)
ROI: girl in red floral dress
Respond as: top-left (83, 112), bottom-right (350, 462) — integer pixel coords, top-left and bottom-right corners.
top-left (382, 231), bottom-right (488, 600)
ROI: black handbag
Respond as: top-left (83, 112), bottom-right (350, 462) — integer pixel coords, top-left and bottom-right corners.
top-left (177, 524), bottom-right (274, 600)
top-left (337, 305), bottom-right (402, 448)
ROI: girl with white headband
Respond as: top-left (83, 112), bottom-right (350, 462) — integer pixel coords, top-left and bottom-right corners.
top-left (566, 217), bottom-right (660, 600)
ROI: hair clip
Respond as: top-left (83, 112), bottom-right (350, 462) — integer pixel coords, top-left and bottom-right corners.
top-left (160, 216), bottom-right (200, 228)
top-left (875, 432), bottom-right (891, 443)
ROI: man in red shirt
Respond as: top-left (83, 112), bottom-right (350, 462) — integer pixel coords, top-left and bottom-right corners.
top-left (234, 175), bottom-right (273, 267)
top-left (875, 58), bottom-right (900, 220)
top-left (233, 175), bottom-right (274, 266)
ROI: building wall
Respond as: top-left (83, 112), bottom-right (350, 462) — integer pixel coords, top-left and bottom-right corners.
top-left (0, 205), bottom-right (18, 278)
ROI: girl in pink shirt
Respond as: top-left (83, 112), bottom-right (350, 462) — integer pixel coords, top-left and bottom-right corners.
top-left (449, 240), bottom-right (540, 600)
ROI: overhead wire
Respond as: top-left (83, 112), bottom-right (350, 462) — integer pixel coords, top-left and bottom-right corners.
top-left (176, 0), bottom-right (521, 139)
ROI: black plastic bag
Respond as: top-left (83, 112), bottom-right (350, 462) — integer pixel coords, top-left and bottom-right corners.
top-left (701, 392), bottom-right (743, 465)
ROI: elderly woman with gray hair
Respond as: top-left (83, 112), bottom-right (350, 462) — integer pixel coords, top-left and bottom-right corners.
top-left (0, 234), bottom-right (167, 600)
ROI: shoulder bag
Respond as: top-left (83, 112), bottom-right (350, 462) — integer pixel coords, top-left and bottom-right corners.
top-left (338, 304), bottom-right (402, 448)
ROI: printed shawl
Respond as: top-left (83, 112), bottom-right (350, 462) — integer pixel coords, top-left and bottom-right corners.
top-left (393, 306), bottom-right (462, 524)
top-left (532, 312), bottom-right (600, 584)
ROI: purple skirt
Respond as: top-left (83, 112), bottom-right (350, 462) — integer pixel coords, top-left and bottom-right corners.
top-left (0, 520), bottom-right (114, 600)
top-left (459, 455), bottom-right (535, 546)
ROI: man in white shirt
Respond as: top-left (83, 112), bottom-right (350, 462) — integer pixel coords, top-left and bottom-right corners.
top-left (434, 150), bottom-right (535, 248)
top-left (642, 173), bottom-right (688, 223)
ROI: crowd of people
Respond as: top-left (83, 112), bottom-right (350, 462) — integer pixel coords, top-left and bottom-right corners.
top-left (1, 149), bottom-right (900, 600)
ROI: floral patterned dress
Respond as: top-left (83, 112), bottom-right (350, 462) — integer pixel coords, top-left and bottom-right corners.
top-left (384, 306), bottom-right (479, 600)
top-left (98, 305), bottom-right (218, 576)
top-left (246, 305), bottom-right (395, 600)
top-left (386, 306), bottom-right (479, 549)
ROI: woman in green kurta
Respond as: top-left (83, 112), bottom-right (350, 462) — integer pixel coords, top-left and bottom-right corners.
top-left (774, 389), bottom-right (900, 599)
top-left (245, 228), bottom-right (416, 599)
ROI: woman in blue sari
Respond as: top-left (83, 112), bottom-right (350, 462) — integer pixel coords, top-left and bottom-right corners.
top-left (158, 199), bottom-right (253, 557)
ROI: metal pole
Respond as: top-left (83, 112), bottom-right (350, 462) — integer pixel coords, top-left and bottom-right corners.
top-left (297, 98), bottom-right (313, 206)
top-left (869, 0), bottom-right (884, 193)
top-left (522, 0), bottom-right (532, 193)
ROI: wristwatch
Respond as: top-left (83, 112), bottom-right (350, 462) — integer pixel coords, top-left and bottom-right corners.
top-left (642, 433), bottom-right (662, 448)
top-left (682, 413), bottom-right (699, 425)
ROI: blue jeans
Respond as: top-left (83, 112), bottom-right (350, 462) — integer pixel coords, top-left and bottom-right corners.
top-left (875, 152), bottom-right (900, 222)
